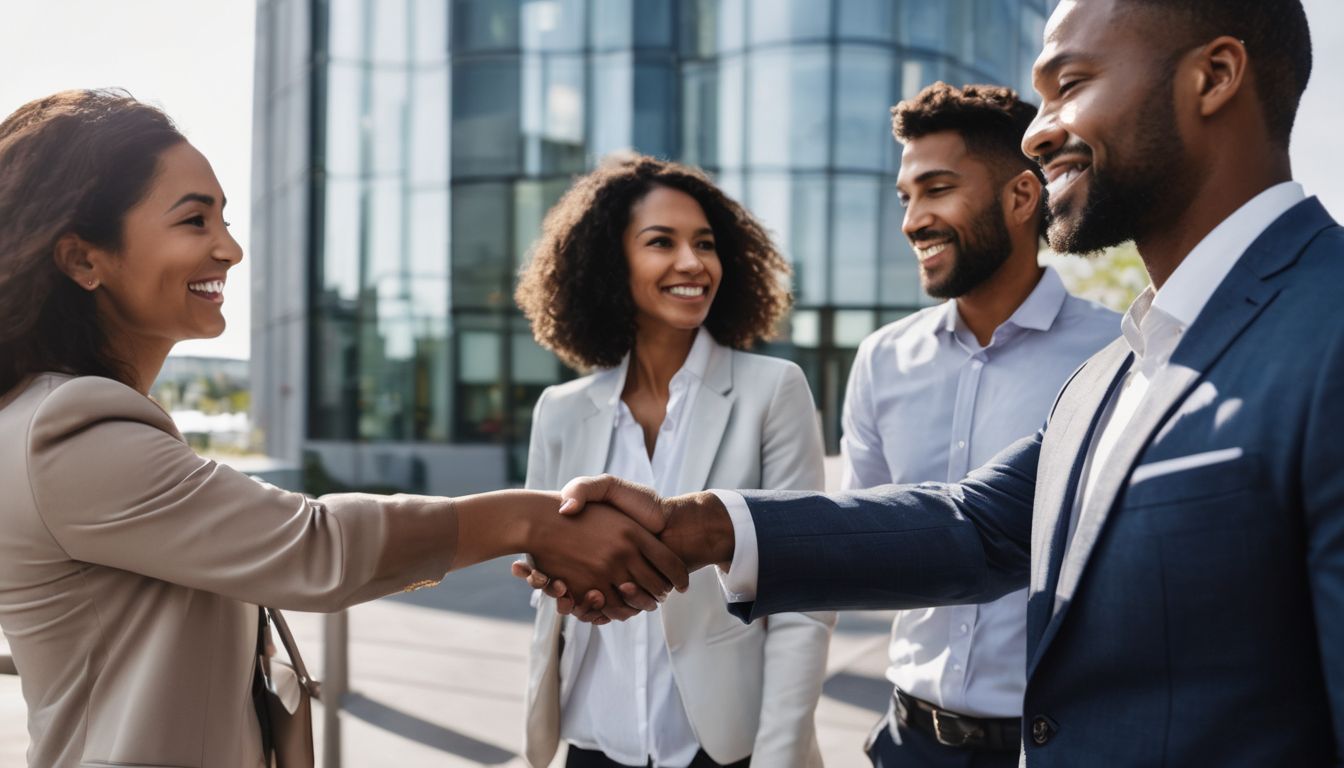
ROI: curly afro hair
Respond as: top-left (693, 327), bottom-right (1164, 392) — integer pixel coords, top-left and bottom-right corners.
top-left (516, 155), bottom-right (792, 370)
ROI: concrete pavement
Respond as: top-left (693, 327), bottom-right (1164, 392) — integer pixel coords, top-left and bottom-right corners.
top-left (0, 557), bottom-right (894, 767)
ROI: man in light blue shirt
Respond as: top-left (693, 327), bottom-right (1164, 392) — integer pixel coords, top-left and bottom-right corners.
top-left (845, 83), bottom-right (1117, 767)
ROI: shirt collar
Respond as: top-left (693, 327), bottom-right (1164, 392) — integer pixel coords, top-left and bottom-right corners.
top-left (936, 265), bottom-right (1070, 337)
top-left (1152, 181), bottom-right (1305, 328)
top-left (608, 327), bottom-right (716, 409)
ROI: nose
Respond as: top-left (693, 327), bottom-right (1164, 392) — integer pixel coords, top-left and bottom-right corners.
top-left (215, 228), bottom-right (244, 267)
top-left (1022, 106), bottom-right (1066, 164)
top-left (673, 241), bottom-right (706, 274)
top-left (902, 198), bottom-right (934, 241)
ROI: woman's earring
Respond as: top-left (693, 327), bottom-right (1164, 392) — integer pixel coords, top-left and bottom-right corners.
top-left (87, 279), bottom-right (97, 289)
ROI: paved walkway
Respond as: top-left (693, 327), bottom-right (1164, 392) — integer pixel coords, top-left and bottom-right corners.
top-left (0, 557), bottom-right (894, 766)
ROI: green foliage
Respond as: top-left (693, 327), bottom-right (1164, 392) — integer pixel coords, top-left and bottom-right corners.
top-left (1042, 241), bottom-right (1148, 312)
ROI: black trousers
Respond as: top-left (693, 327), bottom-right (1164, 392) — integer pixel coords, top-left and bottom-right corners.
top-left (866, 712), bottom-right (1020, 768)
top-left (566, 744), bottom-right (750, 768)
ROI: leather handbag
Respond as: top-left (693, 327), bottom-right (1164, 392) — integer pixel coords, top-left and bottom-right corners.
top-left (255, 607), bottom-right (321, 768)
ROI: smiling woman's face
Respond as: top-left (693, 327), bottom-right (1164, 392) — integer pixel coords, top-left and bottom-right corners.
top-left (623, 185), bottom-right (722, 335)
top-left (90, 141), bottom-right (243, 349)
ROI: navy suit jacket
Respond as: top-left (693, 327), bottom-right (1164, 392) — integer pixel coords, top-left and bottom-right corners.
top-left (732, 198), bottom-right (1344, 766)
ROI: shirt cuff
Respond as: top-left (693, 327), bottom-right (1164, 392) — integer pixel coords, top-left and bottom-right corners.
top-left (712, 490), bottom-right (759, 603)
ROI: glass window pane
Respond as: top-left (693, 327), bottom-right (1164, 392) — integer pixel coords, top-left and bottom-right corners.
top-left (451, 183), bottom-right (512, 309)
top-left (512, 331), bottom-right (558, 384)
top-left (329, 0), bottom-right (367, 60)
top-left (838, 0), bottom-right (896, 42)
top-left (681, 0), bottom-right (744, 57)
top-left (974, 0), bottom-right (1016, 76)
top-left (835, 48), bottom-right (897, 171)
top-left (370, 70), bottom-right (409, 176)
top-left (748, 0), bottom-right (831, 45)
top-left (879, 183), bottom-right (919, 305)
top-left (1019, 6), bottom-right (1047, 98)
top-left (831, 176), bottom-right (879, 305)
top-left (632, 0), bottom-right (675, 47)
top-left (452, 60), bottom-right (521, 177)
top-left (522, 54), bottom-right (585, 174)
top-left (452, 0), bottom-right (520, 52)
top-left (409, 190), bottom-right (449, 312)
top-left (591, 0), bottom-right (633, 49)
top-left (901, 56), bottom-right (947, 100)
top-left (632, 61), bottom-right (675, 159)
top-left (412, 0), bottom-right (449, 62)
top-left (901, 2), bottom-right (948, 52)
top-left (748, 48), bottom-right (829, 170)
top-left (590, 53), bottom-right (633, 159)
top-left (321, 179), bottom-right (362, 301)
top-left (834, 310), bottom-right (877, 347)
top-left (747, 174), bottom-right (828, 304)
top-left (409, 67), bottom-right (449, 185)
top-left (325, 63), bottom-right (363, 178)
top-left (521, 0), bottom-right (585, 51)
top-left (372, 0), bottom-right (410, 63)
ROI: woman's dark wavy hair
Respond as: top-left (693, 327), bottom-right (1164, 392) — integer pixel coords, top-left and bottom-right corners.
top-left (516, 155), bottom-right (792, 370)
top-left (0, 89), bottom-right (184, 394)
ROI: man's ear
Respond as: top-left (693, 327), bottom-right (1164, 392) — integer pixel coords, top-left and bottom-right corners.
top-left (1004, 169), bottom-right (1043, 229)
top-left (1191, 35), bottom-right (1249, 119)
top-left (53, 234), bottom-right (104, 291)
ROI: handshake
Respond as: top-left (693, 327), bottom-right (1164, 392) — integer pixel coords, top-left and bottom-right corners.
top-left (512, 475), bottom-right (735, 624)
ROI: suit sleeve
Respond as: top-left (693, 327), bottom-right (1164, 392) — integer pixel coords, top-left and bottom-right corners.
top-left (729, 430), bottom-right (1039, 621)
top-left (1303, 328), bottom-right (1344, 760)
top-left (26, 377), bottom-right (454, 612)
top-left (752, 363), bottom-right (836, 767)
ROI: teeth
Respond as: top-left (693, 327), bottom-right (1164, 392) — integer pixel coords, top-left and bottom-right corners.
top-left (667, 285), bottom-right (706, 297)
top-left (188, 280), bottom-right (225, 294)
top-left (915, 243), bottom-right (949, 261)
top-left (1046, 165), bottom-right (1087, 198)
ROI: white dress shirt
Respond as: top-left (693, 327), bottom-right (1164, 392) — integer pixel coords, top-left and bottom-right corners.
top-left (560, 330), bottom-right (713, 768)
top-left (837, 267), bottom-right (1116, 719)
top-left (1064, 181), bottom-right (1306, 557)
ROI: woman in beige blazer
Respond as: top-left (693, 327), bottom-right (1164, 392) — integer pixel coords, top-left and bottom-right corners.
top-left (514, 156), bottom-right (835, 768)
top-left (0, 90), bottom-right (684, 768)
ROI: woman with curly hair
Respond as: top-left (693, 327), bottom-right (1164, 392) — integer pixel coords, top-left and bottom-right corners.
top-left (0, 91), bottom-right (685, 768)
top-left (514, 156), bottom-right (835, 768)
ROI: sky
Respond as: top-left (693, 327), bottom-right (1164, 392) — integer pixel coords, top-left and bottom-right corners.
top-left (0, 0), bottom-right (1341, 362)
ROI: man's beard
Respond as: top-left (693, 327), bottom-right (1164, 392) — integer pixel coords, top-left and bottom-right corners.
top-left (921, 198), bottom-right (1014, 300)
top-left (1045, 75), bottom-right (1193, 255)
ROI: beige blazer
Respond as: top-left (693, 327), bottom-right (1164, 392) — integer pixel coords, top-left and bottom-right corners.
top-left (0, 374), bottom-right (455, 768)
top-left (522, 341), bottom-right (836, 768)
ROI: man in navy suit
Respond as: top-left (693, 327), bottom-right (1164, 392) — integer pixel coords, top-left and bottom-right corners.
top-left (535, 0), bottom-right (1342, 764)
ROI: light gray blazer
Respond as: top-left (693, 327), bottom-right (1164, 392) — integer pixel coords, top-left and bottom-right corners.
top-left (0, 374), bottom-right (455, 767)
top-left (522, 339), bottom-right (835, 768)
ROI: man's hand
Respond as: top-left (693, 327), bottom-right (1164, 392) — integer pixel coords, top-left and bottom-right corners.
top-left (516, 475), bottom-right (736, 623)
top-left (525, 500), bottom-right (689, 622)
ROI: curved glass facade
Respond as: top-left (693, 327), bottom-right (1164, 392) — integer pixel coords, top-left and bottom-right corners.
top-left (261, 0), bottom-right (1050, 489)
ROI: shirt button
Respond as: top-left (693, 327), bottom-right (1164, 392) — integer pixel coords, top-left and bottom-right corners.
top-left (957, 440), bottom-right (966, 449)
top-left (971, 360), bottom-right (984, 369)
top-left (952, 663), bottom-right (962, 672)
top-left (959, 623), bottom-right (969, 634)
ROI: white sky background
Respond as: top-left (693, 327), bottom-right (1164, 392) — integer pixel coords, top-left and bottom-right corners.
top-left (0, 0), bottom-right (1341, 362)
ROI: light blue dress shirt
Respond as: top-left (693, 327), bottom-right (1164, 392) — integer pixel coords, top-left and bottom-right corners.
top-left (840, 266), bottom-right (1118, 718)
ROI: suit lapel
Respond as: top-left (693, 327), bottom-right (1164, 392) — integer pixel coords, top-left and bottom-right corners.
top-left (1026, 198), bottom-right (1338, 671)
top-left (1026, 342), bottom-right (1131, 674)
top-left (674, 344), bottom-right (733, 494)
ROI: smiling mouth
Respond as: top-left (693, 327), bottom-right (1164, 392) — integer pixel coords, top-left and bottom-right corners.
top-left (1045, 162), bottom-right (1091, 200)
top-left (188, 279), bottom-right (225, 301)
top-left (664, 285), bottom-right (708, 298)
top-left (914, 242), bottom-right (951, 263)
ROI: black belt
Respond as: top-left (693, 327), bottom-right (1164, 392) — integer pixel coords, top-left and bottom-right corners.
top-left (894, 689), bottom-right (1021, 753)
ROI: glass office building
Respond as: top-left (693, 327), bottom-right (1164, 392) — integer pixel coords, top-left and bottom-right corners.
top-left (252, 0), bottom-right (1051, 492)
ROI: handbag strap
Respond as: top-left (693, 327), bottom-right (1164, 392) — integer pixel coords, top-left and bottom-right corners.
top-left (264, 607), bottom-right (322, 700)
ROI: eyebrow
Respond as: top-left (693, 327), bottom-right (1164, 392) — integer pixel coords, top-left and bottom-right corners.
top-left (1033, 51), bottom-right (1090, 82)
top-left (636, 225), bottom-right (715, 237)
top-left (165, 192), bottom-right (225, 214)
top-left (898, 169), bottom-right (961, 193)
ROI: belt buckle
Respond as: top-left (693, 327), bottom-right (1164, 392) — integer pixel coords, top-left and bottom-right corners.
top-left (931, 708), bottom-right (983, 748)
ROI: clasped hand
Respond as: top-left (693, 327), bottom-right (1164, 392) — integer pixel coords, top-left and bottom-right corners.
top-left (518, 475), bottom-right (680, 624)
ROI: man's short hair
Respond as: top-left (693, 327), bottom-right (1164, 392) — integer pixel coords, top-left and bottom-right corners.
top-left (892, 82), bottom-right (1043, 226)
top-left (1122, 0), bottom-right (1311, 146)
